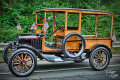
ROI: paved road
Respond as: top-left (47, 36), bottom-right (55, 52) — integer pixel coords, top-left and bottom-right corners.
top-left (0, 56), bottom-right (120, 80)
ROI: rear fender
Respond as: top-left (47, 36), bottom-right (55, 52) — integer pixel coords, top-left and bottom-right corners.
top-left (89, 44), bottom-right (112, 58)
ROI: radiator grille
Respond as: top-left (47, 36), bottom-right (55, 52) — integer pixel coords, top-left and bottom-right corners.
top-left (19, 39), bottom-right (42, 50)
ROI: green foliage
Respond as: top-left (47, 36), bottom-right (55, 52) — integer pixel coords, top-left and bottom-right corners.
top-left (111, 48), bottom-right (120, 54)
top-left (0, 0), bottom-right (120, 42)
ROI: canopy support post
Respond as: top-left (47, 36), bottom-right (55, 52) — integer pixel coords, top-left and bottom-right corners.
top-left (95, 15), bottom-right (97, 38)
top-left (36, 13), bottom-right (38, 28)
top-left (65, 11), bottom-right (68, 31)
top-left (78, 13), bottom-right (81, 33)
top-left (44, 11), bottom-right (46, 22)
top-left (111, 15), bottom-right (113, 38)
top-left (53, 12), bottom-right (55, 32)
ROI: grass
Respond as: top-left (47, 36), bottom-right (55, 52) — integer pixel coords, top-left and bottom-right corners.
top-left (0, 52), bottom-right (2, 57)
top-left (0, 52), bottom-right (4, 63)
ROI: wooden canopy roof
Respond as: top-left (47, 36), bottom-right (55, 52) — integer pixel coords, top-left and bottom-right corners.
top-left (34, 8), bottom-right (113, 15)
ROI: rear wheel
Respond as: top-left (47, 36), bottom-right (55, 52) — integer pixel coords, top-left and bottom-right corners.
top-left (62, 33), bottom-right (86, 58)
top-left (8, 48), bottom-right (37, 77)
top-left (89, 47), bottom-right (110, 71)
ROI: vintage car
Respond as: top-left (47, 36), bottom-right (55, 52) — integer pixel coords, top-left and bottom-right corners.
top-left (2, 8), bottom-right (114, 77)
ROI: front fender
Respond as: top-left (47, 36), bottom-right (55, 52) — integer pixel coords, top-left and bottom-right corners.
top-left (17, 44), bottom-right (43, 60)
top-left (7, 41), bottom-right (16, 45)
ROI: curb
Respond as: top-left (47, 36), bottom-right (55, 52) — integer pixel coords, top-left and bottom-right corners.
top-left (112, 53), bottom-right (120, 57)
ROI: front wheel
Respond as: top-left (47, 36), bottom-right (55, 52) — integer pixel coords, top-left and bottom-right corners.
top-left (89, 47), bottom-right (110, 71)
top-left (8, 48), bottom-right (37, 77)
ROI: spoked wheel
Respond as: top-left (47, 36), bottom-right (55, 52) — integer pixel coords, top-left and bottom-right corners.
top-left (62, 33), bottom-right (86, 58)
top-left (89, 47), bottom-right (110, 71)
top-left (3, 44), bottom-right (16, 64)
top-left (8, 48), bottom-right (37, 77)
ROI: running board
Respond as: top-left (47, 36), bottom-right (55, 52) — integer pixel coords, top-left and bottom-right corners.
top-left (41, 53), bottom-right (87, 62)
top-left (41, 54), bottom-right (64, 62)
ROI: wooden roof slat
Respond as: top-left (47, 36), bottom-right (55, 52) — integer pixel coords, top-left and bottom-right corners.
top-left (34, 8), bottom-right (113, 15)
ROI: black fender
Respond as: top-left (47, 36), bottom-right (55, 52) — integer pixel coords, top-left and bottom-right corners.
top-left (7, 41), bottom-right (16, 45)
top-left (89, 44), bottom-right (112, 58)
top-left (16, 44), bottom-right (43, 60)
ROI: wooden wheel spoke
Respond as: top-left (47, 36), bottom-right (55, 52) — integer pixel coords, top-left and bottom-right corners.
top-left (98, 51), bottom-right (101, 56)
top-left (13, 63), bottom-right (20, 65)
top-left (17, 55), bottom-right (22, 61)
top-left (26, 64), bottom-right (32, 67)
top-left (101, 52), bottom-right (104, 57)
top-left (24, 54), bottom-right (28, 60)
top-left (94, 55), bottom-right (98, 58)
top-left (25, 57), bottom-right (31, 61)
top-left (101, 62), bottom-right (104, 66)
top-left (103, 60), bottom-right (106, 63)
top-left (96, 52), bottom-right (99, 57)
top-left (102, 57), bottom-right (106, 59)
top-left (25, 65), bottom-right (29, 70)
top-left (15, 65), bottom-right (20, 70)
top-left (96, 61), bottom-right (99, 67)
top-left (26, 60), bottom-right (32, 63)
top-left (14, 59), bottom-right (21, 63)
top-left (98, 61), bottom-right (101, 67)
top-left (23, 65), bottom-right (24, 73)
top-left (18, 65), bottom-right (22, 72)
top-left (21, 53), bottom-right (23, 61)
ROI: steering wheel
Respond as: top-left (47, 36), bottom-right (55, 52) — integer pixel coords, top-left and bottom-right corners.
top-left (45, 23), bottom-right (64, 39)
top-left (56, 23), bottom-right (64, 32)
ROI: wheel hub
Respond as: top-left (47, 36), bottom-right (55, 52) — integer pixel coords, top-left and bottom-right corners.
top-left (21, 61), bottom-right (25, 66)
top-left (98, 57), bottom-right (102, 61)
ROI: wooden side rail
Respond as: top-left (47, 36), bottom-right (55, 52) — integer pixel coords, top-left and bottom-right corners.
top-left (82, 35), bottom-right (95, 38)
top-left (37, 24), bottom-right (43, 25)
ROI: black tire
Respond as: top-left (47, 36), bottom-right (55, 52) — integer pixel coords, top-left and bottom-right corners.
top-left (89, 47), bottom-right (110, 71)
top-left (62, 33), bottom-right (86, 58)
top-left (2, 43), bottom-right (14, 64)
top-left (8, 48), bottom-right (37, 77)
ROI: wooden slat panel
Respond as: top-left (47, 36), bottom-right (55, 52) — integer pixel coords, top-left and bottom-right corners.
top-left (44, 46), bottom-right (62, 52)
top-left (65, 30), bottom-right (80, 36)
top-left (43, 39), bottom-right (111, 52)
top-left (65, 36), bottom-right (82, 50)
top-left (85, 39), bottom-right (111, 49)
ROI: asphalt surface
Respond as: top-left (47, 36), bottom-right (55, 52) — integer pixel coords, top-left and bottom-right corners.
top-left (0, 56), bottom-right (120, 80)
